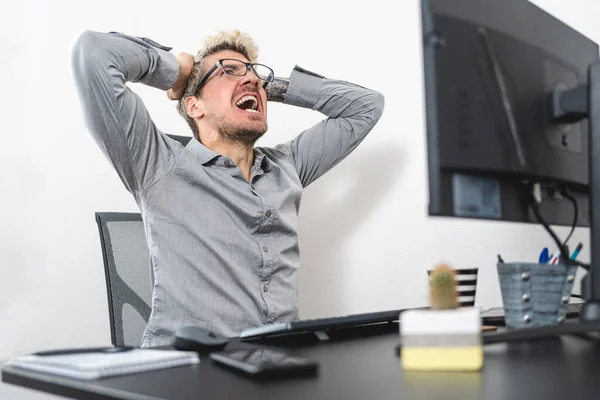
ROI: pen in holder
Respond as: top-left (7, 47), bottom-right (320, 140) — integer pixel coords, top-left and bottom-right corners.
top-left (497, 262), bottom-right (577, 328)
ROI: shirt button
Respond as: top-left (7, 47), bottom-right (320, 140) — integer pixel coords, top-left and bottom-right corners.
top-left (263, 246), bottom-right (269, 253)
top-left (263, 286), bottom-right (269, 292)
top-left (265, 211), bottom-right (271, 218)
top-left (224, 160), bottom-right (232, 167)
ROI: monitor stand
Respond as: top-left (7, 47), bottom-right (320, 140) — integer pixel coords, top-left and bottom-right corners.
top-left (486, 60), bottom-right (600, 344)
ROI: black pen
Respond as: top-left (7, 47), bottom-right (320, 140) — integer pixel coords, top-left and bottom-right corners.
top-left (34, 347), bottom-right (133, 356)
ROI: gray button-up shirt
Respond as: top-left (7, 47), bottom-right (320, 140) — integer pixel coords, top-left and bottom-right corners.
top-left (71, 31), bottom-right (385, 346)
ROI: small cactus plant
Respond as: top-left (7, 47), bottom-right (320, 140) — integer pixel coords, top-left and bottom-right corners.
top-left (429, 264), bottom-right (459, 310)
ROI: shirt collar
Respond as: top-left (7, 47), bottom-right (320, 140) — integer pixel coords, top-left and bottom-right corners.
top-left (253, 149), bottom-right (272, 172)
top-left (186, 138), bottom-right (272, 172)
top-left (186, 138), bottom-right (220, 165)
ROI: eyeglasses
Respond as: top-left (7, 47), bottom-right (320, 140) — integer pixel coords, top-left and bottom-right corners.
top-left (194, 58), bottom-right (274, 95)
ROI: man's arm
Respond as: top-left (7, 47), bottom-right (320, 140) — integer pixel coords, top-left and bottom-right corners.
top-left (70, 31), bottom-right (184, 194)
top-left (273, 66), bottom-right (385, 188)
top-left (265, 77), bottom-right (290, 103)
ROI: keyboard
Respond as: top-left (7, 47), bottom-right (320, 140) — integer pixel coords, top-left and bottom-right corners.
top-left (240, 303), bottom-right (586, 341)
top-left (240, 309), bottom-right (407, 340)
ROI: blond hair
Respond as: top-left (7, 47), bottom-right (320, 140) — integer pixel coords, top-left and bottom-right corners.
top-left (176, 30), bottom-right (259, 139)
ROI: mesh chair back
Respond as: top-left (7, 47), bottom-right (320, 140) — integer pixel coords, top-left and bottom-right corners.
top-left (427, 268), bottom-right (479, 307)
top-left (95, 212), bottom-right (152, 347)
top-left (167, 134), bottom-right (192, 146)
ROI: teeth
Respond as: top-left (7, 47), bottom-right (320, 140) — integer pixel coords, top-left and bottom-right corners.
top-left (236, 95), bottom-right (258, 111)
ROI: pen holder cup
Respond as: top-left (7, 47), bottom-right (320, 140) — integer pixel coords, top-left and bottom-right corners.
top-left (497, 262), bottom-right (577, 328)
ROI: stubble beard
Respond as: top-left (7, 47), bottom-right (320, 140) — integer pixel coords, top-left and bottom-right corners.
top-left (212, 114), bottom-right (268, 147)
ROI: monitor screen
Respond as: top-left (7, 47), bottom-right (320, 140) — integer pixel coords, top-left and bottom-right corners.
top-left (421, 0), bottom-right (599, 227)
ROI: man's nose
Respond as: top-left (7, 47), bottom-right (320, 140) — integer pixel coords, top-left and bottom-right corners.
top-left (240, 71), bottom-right (260, 88)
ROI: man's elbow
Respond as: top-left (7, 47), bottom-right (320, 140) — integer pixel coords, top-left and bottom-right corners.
top-left (373, 91), bottom-right (385, 120)
top-left (368, 91), bottom-right (385, 124)
top-left (71, 31), bottom-right (99, 62)
top-left (70, 31), bottom-right (113, 80)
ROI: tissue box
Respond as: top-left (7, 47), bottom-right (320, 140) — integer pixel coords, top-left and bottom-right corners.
top-left (400, 308), bottom-right (482, 371)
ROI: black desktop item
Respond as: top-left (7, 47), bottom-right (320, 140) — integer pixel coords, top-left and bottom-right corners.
top-left (421, 0), bottom-right (600, 339)
top-left (173, 325), bottom-right (228, 353)
top-left (423, 0), bottom-right (595, 225)
top-left (239, 307), bottom-right (522, 341)
top-left (209, 349), bottom-right (319, 380)
top-left (240, 309), bottom-right (406, 341)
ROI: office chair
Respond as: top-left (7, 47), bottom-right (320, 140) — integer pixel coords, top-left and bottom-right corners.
top-left (95, 212), bottom-right (152, 347)
top-left (95, 134), bottom-right (191, 346)
top-left (167, 134), bottom-right (192, 146)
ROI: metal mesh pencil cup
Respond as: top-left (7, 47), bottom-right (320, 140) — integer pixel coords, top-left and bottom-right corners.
top-left (497, 262), bottom-right (577, 328)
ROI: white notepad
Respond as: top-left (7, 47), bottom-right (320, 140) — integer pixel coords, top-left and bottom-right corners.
top-left (10, 349), bottom-right (200, 380)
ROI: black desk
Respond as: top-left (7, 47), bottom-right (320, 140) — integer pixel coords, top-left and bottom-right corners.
top-left (4, 324), bottom-right (600, 400)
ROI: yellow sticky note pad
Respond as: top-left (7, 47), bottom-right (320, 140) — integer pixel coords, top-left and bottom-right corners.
top-left (400, 308), bottom-right (483, 371)
top-left (402, 347), bottom-right (483, 371)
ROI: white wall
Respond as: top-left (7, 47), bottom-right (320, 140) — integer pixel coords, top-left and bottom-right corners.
top-left (1, 0), bottom-right (598, 398)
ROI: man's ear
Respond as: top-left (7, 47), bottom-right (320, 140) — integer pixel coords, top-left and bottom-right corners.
top-left (185, 96), bottom-right (205, 119)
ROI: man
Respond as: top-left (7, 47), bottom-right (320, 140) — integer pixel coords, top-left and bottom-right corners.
top-left (71, 29), bottom-right (384, 347)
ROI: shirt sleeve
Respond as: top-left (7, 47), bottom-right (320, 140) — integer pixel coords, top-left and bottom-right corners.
top-left (276, 66), bottom-right (385, 188)
top-left (70, 30), bottom-right (182, 194)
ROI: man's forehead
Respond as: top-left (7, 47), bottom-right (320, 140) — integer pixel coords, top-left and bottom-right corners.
top-left (205, 50), bottom-right (249, 64)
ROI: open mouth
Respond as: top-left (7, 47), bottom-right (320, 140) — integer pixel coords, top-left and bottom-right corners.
top-left (235, 95), bottom-right (260, 113)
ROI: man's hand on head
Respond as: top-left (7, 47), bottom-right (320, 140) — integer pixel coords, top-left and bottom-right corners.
top-left (265, 77), bottom-right (290, 103)
top-left (167, 53), bottom-right (195, 101)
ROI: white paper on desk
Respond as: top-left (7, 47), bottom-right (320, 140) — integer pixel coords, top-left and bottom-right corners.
top-left (10, 349), bottom-right (200, 380)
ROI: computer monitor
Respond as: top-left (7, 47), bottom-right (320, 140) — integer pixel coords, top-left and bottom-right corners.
top-left (421, 0), bottom-right (600, 335)
top-left (422, 0), bottom-right (596, 227)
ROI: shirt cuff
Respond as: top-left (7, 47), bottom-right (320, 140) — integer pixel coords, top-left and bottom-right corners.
top-left (283, 66), bottom-right (324, 110)
top-left (151, 47), bottom-right (180, 90)
top-left (109, 32), bottom-right (180, 90)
